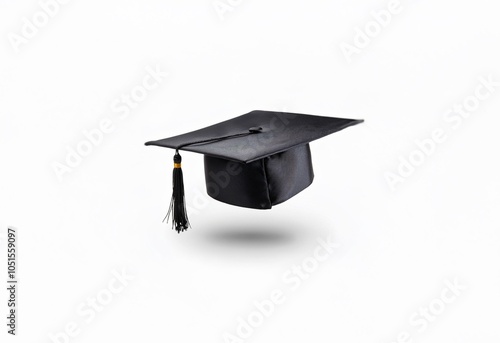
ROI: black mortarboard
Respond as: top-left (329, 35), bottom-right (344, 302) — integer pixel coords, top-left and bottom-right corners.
top-left (145, 110), bottom-right (363, 232)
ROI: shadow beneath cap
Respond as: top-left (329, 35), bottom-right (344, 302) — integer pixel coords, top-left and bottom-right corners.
top-left (185, 219), bottom-right (332, 261)
top-left (204, 228), bottom-right (294, 245)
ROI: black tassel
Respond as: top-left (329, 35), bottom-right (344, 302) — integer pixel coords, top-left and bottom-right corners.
top-left (161, 130), bottom-right (263, 232)
top-left (164, 151), bottom-right (190, 233)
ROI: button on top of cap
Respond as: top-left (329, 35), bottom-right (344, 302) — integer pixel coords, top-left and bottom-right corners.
top-left (248, 126), bottom-right (263, 133)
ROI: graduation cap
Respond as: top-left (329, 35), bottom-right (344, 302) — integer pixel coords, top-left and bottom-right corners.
top-left (145, 110), bottom-right (363, 233)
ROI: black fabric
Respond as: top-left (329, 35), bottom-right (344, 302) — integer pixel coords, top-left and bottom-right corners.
top-left (204, 144), bottom-right (314, 209)
top-left (265, 143), bottom-right (314, 206)
top-left (145, 110), bottom-right (363, 163)
top-left (145, 110), bottom-right (363, 209)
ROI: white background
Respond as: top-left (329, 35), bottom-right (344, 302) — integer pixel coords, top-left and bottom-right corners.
top-left (1, 0), bottom-right (500, 342)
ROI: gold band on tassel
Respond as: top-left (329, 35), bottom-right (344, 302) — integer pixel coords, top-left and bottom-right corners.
top-left (174, 163), bottom-right (181, 168)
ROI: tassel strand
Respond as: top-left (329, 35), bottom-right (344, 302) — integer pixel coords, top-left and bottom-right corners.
top-left (164, 151), bottom-right (190, 233)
